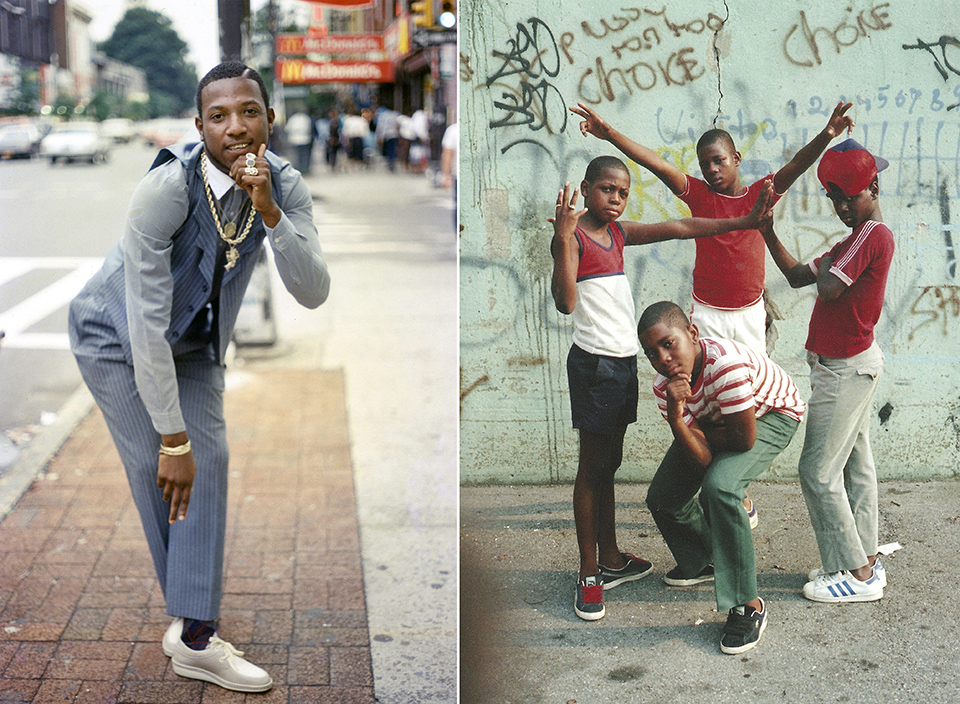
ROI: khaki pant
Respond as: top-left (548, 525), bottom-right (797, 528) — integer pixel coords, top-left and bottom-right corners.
top-left (799, 342), bottom-right (884, 573)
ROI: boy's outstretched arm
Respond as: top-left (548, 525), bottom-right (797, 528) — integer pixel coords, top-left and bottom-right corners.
top-left (549, 183), bottom-right (584, 314)
top-left (622, 179), bottom-right (775, 246)
top-left (758, 215), bottom-right (817, 288)
top-left (570, 103), bottom-right (687, 195)
top-left (773, 101), bottom-right (854, 193)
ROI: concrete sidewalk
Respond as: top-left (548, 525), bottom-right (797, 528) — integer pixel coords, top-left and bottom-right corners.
top-left (0, 368), bottom-right (373, 703)
top-left (461, 480), bottom-right (960, 704)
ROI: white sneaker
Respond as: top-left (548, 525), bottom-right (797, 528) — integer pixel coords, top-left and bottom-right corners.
top-left (807, 559), bottom-right (886, 587)
top-left (802, 569), bottom-right (883, 603)
top-left (170, 635), bottom-right (273, 692)
top-left (161, 618), bottom-right (183, 657)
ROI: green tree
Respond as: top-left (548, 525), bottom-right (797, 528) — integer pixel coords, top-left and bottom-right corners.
top-left (98, 7), bottom-right (198, 117)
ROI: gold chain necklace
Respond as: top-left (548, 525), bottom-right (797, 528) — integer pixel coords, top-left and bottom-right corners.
top-left (200, 151), bottom-right (256, 271)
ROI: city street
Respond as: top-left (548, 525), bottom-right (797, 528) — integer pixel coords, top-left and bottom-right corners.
top-left (0, 140), bottom-right (458, 702)
top-left (0, 143), bottom-right (154, 469)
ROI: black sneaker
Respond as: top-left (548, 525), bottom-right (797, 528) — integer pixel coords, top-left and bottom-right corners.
top-left (574, 574), bottom-right (605, 621)
top-left (598, 552), bottom-right (653, 590)
top-left (663, 564), bottom-right (715, 587)
top-left (720, 598), bottom-right (767, 655)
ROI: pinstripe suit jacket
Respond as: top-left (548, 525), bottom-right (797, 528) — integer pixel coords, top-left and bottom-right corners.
top-left (70, 142), bottom-right (328, 434)
top-left (88, 143), bottom-right (280, 364)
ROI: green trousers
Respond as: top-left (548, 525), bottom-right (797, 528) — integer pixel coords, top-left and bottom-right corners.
top-left (646, 412), bottom-right (799, 612)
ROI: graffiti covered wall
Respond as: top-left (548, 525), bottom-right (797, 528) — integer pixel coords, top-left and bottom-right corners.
top-left (460, 0), bottom-right (960, 483)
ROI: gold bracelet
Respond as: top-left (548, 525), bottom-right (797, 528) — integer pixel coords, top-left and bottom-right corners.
top-left (159, 440), bottom-right (191, 456)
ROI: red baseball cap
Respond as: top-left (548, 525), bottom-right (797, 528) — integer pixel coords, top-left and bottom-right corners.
top-left (817, 138), bottom-right (889, 197)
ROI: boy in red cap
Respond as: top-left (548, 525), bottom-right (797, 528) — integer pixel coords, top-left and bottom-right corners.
top-left (759, 138), bottom-right (892, 603)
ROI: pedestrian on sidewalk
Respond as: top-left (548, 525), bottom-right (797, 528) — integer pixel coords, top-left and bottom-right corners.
top-left (285, 108), bottom-right (315, 175)
top-left (67, 61), bottom-right (330, 692)
top-left (638, 301), bottom-right (805, 654)
top-left (375, 106), bottom-right (400, 171)
top-left (549, 158), bottom-right (775, 622)
top-left (321, 108), bottom-right (342, 172)
top-left (759, 139), bottom-right (892, 604)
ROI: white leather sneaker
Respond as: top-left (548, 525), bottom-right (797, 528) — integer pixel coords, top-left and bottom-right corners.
top-left (807, 559), bottom-right (886, 587)
top-left (161, 618), bottom-right (183, 657)
top-left (802, 569), bottom-right (883, 603)
top-left (170, 635), bottom-right (273, 692)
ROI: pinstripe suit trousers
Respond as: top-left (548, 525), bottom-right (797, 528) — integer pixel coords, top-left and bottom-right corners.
top-left (74, 351), bottom-right (228, 622)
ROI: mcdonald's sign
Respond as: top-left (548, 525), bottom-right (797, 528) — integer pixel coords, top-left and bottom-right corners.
top-left (276, 58), bottom-right (395, 84)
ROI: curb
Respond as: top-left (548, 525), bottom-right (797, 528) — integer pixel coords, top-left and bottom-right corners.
top-left (0, 384), bottom-right (94, 521)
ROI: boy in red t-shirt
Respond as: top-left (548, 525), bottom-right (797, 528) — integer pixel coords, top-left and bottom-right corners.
top-left (572, 101), bottom-right (854, 524)
top-left (759, 139), bottom-right (892, 604)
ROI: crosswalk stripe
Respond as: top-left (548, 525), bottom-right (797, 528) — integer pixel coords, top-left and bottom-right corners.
top-left (1, 332), bottom-right (71, 350)
top-left (0, 258), bottom-right (102, 339)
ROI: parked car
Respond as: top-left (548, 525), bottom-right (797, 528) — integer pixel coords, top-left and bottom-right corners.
top-left (0, 123), bottom-right (44, 159)
top-left (40, 122), bottom-right (112, 164)
top-left (100, 117), bottom-right (137, 143)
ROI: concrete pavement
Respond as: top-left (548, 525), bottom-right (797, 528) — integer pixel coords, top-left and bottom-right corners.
top-left (0, 164), bottom-right (458, 703)
top-left (461, 480), bottom-right (960, 704)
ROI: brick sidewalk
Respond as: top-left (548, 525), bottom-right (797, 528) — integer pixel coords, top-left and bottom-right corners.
top-left (0, 369), bottom-right (374, 704)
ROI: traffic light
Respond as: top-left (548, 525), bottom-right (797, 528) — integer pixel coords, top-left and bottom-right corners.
top-left (411, 0), bottom-right (433, 27)
top-left (438, 0), bottom-right (456, 28)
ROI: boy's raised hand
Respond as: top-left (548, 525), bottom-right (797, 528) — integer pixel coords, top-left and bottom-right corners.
top-left (664, 373), bottom-right (692, 420)
top-left (825, 101), bottom-right (854, 139)
top-left (548, 182), bottom-right (586, 239)
top-left (569, 103), bottom-right (612, 140)
top-left (744, 179), bottom-right (776, 230)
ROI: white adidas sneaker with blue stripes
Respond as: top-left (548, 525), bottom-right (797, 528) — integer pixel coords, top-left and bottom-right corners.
top-left (802, 568), bottom-right (884, 603)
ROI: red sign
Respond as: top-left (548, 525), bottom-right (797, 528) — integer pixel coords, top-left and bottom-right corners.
top-left (276, 58), bottom-right (395, 84)
top-left (276, 33), bottom-right (384, 56)
top-left (300, 0), bottom-right (375, 7)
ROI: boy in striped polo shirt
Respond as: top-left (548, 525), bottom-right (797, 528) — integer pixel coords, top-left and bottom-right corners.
top-left (759, 139), bottom-right (892, 604)
top-left (551, 158), bottom-right (774, 621)
top-left (638, 301), bottom-right (805, 654)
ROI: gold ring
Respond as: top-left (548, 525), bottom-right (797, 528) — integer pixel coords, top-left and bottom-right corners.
top-left (245, 166), bottom-right (258, 176)
top-left (245, 153), bottom-right (256, 166)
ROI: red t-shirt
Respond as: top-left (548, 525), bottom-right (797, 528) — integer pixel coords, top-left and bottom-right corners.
top-left (805, 220), bottom-right (894, 358)
top-left (679, 175), bottom-right (782, 310)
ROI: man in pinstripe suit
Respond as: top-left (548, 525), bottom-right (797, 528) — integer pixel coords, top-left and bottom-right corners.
top-left (68, 62), bottom-right (330, 692)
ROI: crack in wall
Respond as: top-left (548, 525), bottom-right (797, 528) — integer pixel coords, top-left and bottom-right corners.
top-left (713, 0), bottom-right (730, 125)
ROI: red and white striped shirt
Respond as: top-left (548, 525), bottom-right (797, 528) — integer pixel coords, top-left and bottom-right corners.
top-left (653, 338), bottom-right (805, 425)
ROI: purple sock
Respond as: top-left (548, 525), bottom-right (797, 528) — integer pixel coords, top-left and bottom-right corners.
top-left (181, 619), bottom-right (217, 651)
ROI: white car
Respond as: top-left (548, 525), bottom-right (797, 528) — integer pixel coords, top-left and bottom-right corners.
top-left (40, 122), bottom-right (112, 164)
top-left (0, 123), bottom-right (44, 159)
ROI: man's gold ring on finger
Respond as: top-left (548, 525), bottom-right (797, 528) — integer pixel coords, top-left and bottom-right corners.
top-left (245, 166), bottom-right (258, 176)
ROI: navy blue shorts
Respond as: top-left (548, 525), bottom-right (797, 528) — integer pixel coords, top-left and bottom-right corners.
top-left (567, 344), bottom-right (638, 435)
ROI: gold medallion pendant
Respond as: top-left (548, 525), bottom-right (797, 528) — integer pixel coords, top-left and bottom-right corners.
top-left (201, 151), bottom-right (256, 271)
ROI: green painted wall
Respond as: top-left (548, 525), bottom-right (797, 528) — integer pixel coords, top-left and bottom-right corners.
top-left (460, 1), bottom-right (960, 483)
